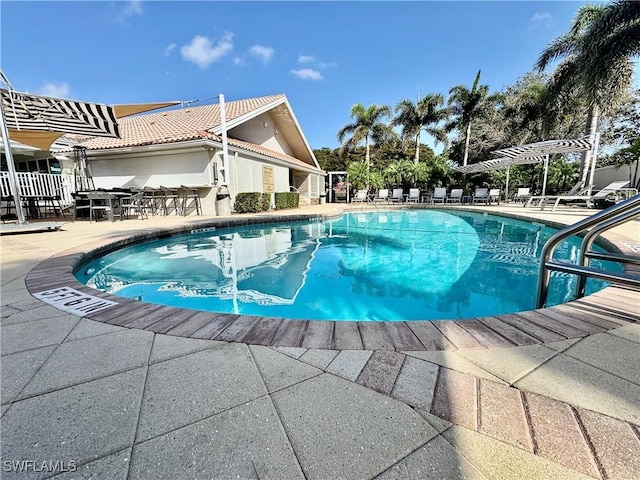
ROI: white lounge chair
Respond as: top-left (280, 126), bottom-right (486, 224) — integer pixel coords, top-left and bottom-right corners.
top-left (353, 189), bottom-right (369, 204)
top-left (446, 188), bottom-right (463, 203)
top-left (373, 189), bottom-right (390, 203)
top-left (406, 188), bottom-right (420, 203)
top-left (527, 181), bottom-right (631, 211)
top-left (526, 182), bottom-right (590, 209)
top-left (472, 188), bottom-right (489, 205)
top-left (431, 187), bottom-right (447, 204)
top-left (550, 180), bottom-right (631, 211)
top-left (390, 188), bottom-right (404, 203)
top-left (489, 188), bottom-right (501, 204)
top-left (513, 187), bottom-right (531, 203)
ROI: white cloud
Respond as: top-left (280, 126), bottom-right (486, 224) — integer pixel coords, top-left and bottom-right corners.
top-left (164, 43), bottom-right (176, 56)
top-left (250, 45), bottom-right (274, 64)
top-left (113, 0), bottom-right (143, 24)
top-left (233, 57), bottom-right (243, 66)
top-left (298, 55), bottom-right (315, 64)
top-left (318, 61), bottom-right (337, 69)
top-left (530, 12), bottom-right (552, 28)
top-left (38, 82), bottom-right (70, 98)
top-left (290, 68), bottom-right (323, 81)
top-left (181, 33), bottom-right (234, 69)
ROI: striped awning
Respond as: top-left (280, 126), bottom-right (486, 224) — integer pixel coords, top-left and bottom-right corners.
top-left (1, 88), bottom-right (120, 138)
top-left (456, 155), bottom-right (546, 173)
top-left (493, 136), bottom-right (593, 158)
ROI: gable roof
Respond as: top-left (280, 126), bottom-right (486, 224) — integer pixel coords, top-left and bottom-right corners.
top-left (69, 94), bottom-right (319, 168)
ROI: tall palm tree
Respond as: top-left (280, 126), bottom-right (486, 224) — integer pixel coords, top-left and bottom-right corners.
top-left (447, 69), bottom-right (493, 167)
top-left (535, 1), bottom-right (639, 188)
top-left (337, 103), bottom-right (392, 169)
top-left (393, 94), bottom-right (448, 164)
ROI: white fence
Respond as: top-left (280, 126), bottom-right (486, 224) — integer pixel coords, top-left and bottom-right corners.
top-left (1, 172), bottom-right (75, 207)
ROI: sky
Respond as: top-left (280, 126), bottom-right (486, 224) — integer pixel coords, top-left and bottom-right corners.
top-left (1, 0), bottom-right (636, 152)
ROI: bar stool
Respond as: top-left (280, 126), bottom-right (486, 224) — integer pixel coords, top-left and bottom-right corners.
top-left (159, 186), bottom-right (181, 215)
top-left (142, 187), bottom-right (160, 215)
top-left (180, 185), bottom-right (201, 216)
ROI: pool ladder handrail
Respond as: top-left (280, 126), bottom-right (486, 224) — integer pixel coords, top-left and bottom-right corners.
top-left (536, 194), bottom-right (640, 308)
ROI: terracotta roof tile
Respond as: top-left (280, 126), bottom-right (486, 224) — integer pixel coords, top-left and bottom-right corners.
top-left (76, 94), bottom-right (286, 150)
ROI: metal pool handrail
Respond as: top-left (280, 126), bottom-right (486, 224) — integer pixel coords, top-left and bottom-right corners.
top-left (536, 194), bottom-right (640, 308)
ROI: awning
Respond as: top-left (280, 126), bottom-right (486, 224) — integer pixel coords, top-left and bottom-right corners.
top-left (0, 85), bottom-right (122, 224)
top-left (1, 88), bottom-right (120, 138)
top-left (455, 155), bottom-right (546, 174)
top-left (493, 136), bottom-right (593, 158)
top-left (113, 102), bottom-right (180, 118)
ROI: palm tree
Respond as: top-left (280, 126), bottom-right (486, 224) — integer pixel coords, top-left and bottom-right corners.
top-left (337, 103), bottom-right (392, 170)
top-left (535, 1), bottom-right (639, 189)
top-left (393, 94), bottom-right (448, 164)
top-left (447, 69), bottom-right (493, 167)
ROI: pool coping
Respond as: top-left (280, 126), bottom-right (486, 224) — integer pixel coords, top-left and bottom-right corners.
top-left (24, 207), bottom-right (640, 352)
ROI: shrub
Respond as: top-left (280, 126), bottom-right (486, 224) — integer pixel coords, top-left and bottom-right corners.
top-left (234, 192), bottom-right (271, 213)
top-left (274, 192), bottom-right (299, 210)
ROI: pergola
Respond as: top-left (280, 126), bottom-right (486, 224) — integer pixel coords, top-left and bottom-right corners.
top-left (456, 136), bottom-right (596, 197)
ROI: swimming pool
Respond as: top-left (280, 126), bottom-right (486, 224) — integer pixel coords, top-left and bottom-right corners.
top-left (75, 210), bottom-right (621, 321)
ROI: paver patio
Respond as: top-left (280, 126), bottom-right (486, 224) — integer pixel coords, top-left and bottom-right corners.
top-left (1, 203), bottom-right (638, 479)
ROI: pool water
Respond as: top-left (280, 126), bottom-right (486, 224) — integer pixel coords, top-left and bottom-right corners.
top-left (76, 210), bottom-right (622, 321)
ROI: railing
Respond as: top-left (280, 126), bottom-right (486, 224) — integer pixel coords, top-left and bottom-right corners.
top-left (536, 194), bottom-right (640, 308)
top-left (0, 172), bottom-right (75, 207)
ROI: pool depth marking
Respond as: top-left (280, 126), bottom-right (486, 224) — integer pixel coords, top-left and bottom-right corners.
top-left (34, 287), bottom-right (118, 315)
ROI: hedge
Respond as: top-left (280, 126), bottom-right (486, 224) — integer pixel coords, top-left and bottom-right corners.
top-left (234, 192), bottom-right (271, 213)
top-left (274, 192), bottom-right (299, 210)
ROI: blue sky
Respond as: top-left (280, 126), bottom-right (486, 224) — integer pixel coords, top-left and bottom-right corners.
top-left (2, 1), bottom-right (634, 151)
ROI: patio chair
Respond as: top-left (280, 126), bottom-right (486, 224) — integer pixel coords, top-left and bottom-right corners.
top-left (525, 182), bottom-right (591, 209)
top-left (180, 185), bottom-right (202, 216)
top-left (406, 188), bottom-right (420, 203)
top-left (513, 187), bottom-right (531, 203)
top-left (353, 189), bottom-right (369, 204)
top-left (431, 187), bottom-right (447, 204)
top-left (472, 187), bottom-right (489, 205)
top-left (489, 189), bottom-right (501, 204)
top-left (120, 192), bottom-right (148, 220)
top-left (373, 189), bottom-right (390, 203)
top-left (390, 188), bottom-right (404, 203)
top-left (549, 180), bottom-right (631, 211)
top-left (446, 188), bottom-right (463, 203)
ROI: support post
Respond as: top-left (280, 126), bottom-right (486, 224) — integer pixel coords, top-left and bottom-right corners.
top-left (0, 99), bottom-right (26, 224)
top-left (218, 94), bottom-right (230, 187)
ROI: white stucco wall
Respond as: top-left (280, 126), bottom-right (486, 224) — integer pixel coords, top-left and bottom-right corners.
top-left (230, 153), bottom-right (289, 208)
top-left (594, 163), bottom-right (638, 190)
top-left (88, 149), bottom-right (212, 190)
top-left (231, 113), bottom-right (295, 157)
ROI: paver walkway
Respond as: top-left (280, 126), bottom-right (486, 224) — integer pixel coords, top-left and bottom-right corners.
top-left (1, 204), bottom-right (639, 479)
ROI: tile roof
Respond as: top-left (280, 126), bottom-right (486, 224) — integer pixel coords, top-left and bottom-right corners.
top-left (75, 94), bottom-right (286, 150)
top-left (227, 137), bottom-right (321, 172)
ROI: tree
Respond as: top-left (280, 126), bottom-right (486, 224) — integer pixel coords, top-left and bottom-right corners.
top-left (447, 69), bottom-right (494, 167)
top-left (393, 94), bottom-right (448, 163)
top-left (337, 103), bottom-right (392, 170)
top-left (535, 1), bottom-right (639, 189)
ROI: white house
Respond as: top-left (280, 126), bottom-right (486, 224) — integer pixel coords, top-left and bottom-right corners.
top-left (54, 94), bottom-right (326, 214)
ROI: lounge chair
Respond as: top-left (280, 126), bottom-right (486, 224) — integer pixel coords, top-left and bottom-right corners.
top-left (446, 188), bottom-right (463, 203)
top-left (549, 180), bottom-right (632, 211)
top-left (353, 189), bottom-right (369, 204)
top-left (373, 189), bottom-right (390, 203)
top-left (431, 187), bottom-right (447, 204)
top-left (390, 188), bottom-right (404, 203)
top-left (525, 182), bottom-right (590, 209)
top-left (513, 187), bottom-right (531, 203)
top-left (489, 188), bottom-right (501, 204)
top-left (472, 188), bottom-right (489, 205)
top-left (406, 188), bottom-right (420, 203)
top-left (527, 181), bottom-right (631, 211)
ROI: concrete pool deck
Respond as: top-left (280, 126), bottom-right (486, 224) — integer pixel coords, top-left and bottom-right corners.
top-left (1, 203), bottom-right (638, 479)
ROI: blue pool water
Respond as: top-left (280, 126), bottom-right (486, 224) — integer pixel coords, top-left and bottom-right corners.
top-left (75, 210), bottom-right (622, 321)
